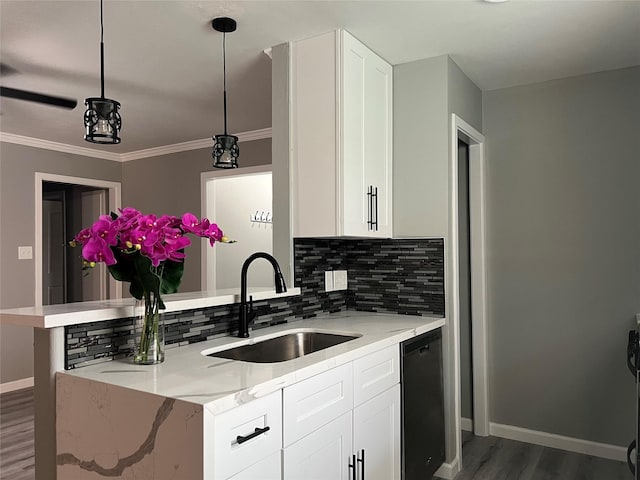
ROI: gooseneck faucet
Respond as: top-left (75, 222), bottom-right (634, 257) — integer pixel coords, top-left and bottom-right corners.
top-left (238, 252), bottom-right (287, 338)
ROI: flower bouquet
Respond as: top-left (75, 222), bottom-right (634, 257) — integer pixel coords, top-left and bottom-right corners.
top-left (71, 207), bottom-right (229, 364)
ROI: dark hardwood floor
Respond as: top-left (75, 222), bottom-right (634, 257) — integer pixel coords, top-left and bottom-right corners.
top-left (0, 389), bottom-right (631, 480)
top-left (454, 430), bottom-right (631, 480)
top-left (0, 388), bottom-right (34, 480)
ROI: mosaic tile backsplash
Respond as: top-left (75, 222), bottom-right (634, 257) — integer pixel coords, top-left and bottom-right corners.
top-left (65, 238), bottom-right (444, 369)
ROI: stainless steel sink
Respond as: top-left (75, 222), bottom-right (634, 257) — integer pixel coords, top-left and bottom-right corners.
top-left (207, 331), bottom-right (360, 363)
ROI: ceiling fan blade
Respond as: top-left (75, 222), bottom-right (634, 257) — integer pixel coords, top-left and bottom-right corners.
top-left (0, 86), bottom-right (77, 109)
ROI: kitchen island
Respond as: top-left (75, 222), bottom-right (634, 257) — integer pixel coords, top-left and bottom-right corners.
top-left (56, 312), bottom-right (445, 479)
top-left (0, 287), bottom-right (301, 480)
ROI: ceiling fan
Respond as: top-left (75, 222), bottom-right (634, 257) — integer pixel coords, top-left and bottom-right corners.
top-left (0, 63), bottom-right (78, 110)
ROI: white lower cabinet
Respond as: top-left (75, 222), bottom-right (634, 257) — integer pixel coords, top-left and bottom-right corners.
top-left (353, 384), bottom-right (401, 480)
top-left (281, 346), bottom-right (401, 480)
top-left (283, 411), bottom-right (353, 480)
top-left (212, 346), bottom-right (401, 480)
top-left (227, 451), bottom-right (282, 480)
top-left (210, 390), bottom-right (283, 480)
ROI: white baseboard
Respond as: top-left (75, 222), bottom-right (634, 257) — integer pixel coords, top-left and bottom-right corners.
top-left (0, 377), bottom-right (34, 394)
top-left (434, 458), bottom-right (460, 480)
top-left (461, 417), bottom-right (473, 432)
top-left (489, 422), bottom-right (627, 462)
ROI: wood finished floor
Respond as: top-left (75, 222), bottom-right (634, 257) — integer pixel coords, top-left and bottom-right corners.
top-left (0, 388), bottom-right (34, 480)
top-left (0, 389), bottom-right (632, 479)
top-left (453, 431), bottom-right (631, 480)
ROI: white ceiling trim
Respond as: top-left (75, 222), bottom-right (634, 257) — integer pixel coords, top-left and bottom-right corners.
top-left (119, 127), bottom-right (273, 162)
top-left (0, 132), bottom-right (122, 161)
top-left (0, 127), bottom-right (272, 163)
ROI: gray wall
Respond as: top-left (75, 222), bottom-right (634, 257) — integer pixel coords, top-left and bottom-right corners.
top-left (394, 55), bottom-right (449, 238)
top-left (483, 66), bottom-right (640, 446)
top-left (0, 143), bottom-right (122, 384)
top-left (121, 139), bottom-right (271, 293)
top-left (1, 138), bottom-right (270, 384)
top-left (394, 54), bottom-right (483, 462)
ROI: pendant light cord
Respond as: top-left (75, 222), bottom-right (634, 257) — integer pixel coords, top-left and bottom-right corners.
top-left (222, 31), bottom-right (228, 135)
top-left (100, 0), bottom-right (105, 99)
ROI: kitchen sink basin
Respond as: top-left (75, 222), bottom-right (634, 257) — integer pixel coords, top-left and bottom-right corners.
top-left (206, 331), bottom-right (360, 363)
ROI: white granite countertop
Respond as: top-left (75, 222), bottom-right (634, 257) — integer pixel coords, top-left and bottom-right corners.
top-left (59, 311), bottom-right (446, 415)
top-left (0, 287), bottom-right (301, 329)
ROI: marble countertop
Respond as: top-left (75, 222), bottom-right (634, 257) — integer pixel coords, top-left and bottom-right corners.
top-left (0, 287), bottom-right (301, 328)
top-left (59, 311), bottom-right (446, 415)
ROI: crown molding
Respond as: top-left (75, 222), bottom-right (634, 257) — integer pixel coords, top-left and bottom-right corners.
top-left (0, 127), bottom-right (272, 163)
top-left (120, 127), bottom-right (272, 162)
top-left (0, 132), bottom-right (122, 161)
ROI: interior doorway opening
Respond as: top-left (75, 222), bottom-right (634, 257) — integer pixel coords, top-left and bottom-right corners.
top-left (35, 173), bottom-right (122, 307)
top-left (201, 165), bottom-right (273, 291)
top-left (448, 114), bottom-right (489, 476)
top-left (42, 181), bottom-right (109, 305)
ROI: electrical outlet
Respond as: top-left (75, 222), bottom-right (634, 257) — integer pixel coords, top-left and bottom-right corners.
top-left (334, 270), bottom-right (348, 291)
top-left (18, 246), bottom-right (33, 260)
top-left (324, 271), bottom-right (334, 292)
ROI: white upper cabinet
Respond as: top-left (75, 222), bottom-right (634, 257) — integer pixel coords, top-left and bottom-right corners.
top-left (291, 30), bottom-right (393, 238)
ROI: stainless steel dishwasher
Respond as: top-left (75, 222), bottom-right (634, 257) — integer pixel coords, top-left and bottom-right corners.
top-left (401, 328), bottom-right (445, 480)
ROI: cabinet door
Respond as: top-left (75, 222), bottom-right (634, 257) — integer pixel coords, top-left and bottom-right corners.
top-left (227, 451), bottom-right (281, 480)
top-left (353, 384), bottom-right (401, 480)
top-left (283, 363), bottom-right (353, 447)
top-left (342, 31), bottom-right (393, 238)
top-left (283, 411), bottom-right (353, 480)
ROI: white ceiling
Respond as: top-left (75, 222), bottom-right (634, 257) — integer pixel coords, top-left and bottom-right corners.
top-left (1, 0), bottom-right (638, 154)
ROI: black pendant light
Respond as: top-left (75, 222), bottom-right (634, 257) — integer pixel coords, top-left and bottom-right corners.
top-left (84, 0), bottom-right (121, 144)
top-left (211, 17), bottom-right (239, 169)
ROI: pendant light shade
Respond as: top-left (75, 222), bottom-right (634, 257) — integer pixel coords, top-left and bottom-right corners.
top-left (84, 0), bottom-right (121, 144)
top-left (211, 17), bottom-right (239, 169)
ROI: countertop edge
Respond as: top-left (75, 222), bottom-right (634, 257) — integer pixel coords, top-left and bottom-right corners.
top-left (58, 313), bottom-right (446, 416)
top-left (0, 287), bottom-right (301, 329)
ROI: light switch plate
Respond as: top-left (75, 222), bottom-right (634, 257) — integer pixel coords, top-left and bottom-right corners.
top-left (324, 271), bottom-right (334, 292)
top-left (334, 270), bottom-right (348, 291)
top-left (18, 246), bottom-right (33, 260)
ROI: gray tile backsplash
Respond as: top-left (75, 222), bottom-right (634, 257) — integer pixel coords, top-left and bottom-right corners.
top-left (65, 237), bottom-right (444, 369)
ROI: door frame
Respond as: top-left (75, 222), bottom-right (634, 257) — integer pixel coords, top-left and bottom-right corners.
top-left (35, 173), bottom-right (122, 307)
top-left (449, 114), bottom-right (489, 467)
top-left (200, 165), bottom-right (273, 291)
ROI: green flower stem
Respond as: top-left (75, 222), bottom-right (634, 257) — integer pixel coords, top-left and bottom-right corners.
top-left (135, 288), bottom-right (162, 364)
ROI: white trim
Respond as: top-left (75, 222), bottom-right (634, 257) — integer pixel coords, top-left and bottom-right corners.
top-left (35, 173), bottom-right (122, 307)
top-left (120, 127), bottom-right (272, 162)
top-left (449, 114), bottom-right (489, 474)
top-left (1, 128), bottom-right (272, 162)
top-left (461, 417), bottom-right (474, 432)
top-left (0, 377), bottom-right (34, 394)
top-left (200, 165), bottom-right (273, 291)
top-left (0, 132), bottom-right (121, 161)
top-left (434, 458), bottom-right (460, 480)
top-left (489, 422), bottom-right (627, 462)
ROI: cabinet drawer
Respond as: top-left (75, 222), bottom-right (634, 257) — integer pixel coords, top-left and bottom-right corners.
top-left (213, 390), bottom-right (282, 480)
top-left (226, 450), bottom-right (281, 480)
top-left (283, 363), bottom-right (353, 446)
top-left (353, 344), bottom-right (400, 406)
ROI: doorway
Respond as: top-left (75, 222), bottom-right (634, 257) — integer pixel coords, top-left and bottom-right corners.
top-left (41, 182), bottom-right (109, 305)
top-left (35, 173), bottom-right (122, 307)
top-left (201, 165), bottom-right (273, 291)
top-left (449, 114), bottom-right (489, 474)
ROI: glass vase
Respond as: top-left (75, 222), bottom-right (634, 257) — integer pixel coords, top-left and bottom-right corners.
top-left (133, 292), bottom-right (164, 365)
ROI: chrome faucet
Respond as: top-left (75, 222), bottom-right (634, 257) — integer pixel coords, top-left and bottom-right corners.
top-left (238, 252), bottom-right (287, 338)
